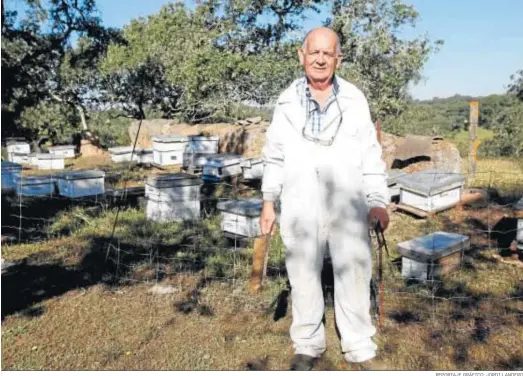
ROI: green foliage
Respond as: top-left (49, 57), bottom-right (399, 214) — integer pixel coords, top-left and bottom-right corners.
top-left (18, 100), bottom-right (81, 146)
top-left (87, 110), bottom-right (132, 148)
top-left (480, 102), bottom-right (523, 158)
top-left (451, 128), bottom-right (495, 158)
top-left (384, 86), bottom-right (522, 158)
top-left (2, 0), bottom-right (121, 140)
top-left (4, 0), bottom-right (442, 137)
top-left (330, 0), bottom-right (443, 119)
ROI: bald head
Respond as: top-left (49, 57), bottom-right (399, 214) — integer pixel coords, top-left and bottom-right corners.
top-left (302, 27), bottom-right (341, 53)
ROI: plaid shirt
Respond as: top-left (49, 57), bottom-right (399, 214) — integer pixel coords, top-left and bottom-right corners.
top-left (296, 76), bottom-right (340, 135)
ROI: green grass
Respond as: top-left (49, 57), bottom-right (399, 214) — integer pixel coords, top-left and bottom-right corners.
top-left (451, 128), bottom-right (495, 157)
top-left (2, 157), bottom-right (523, 371)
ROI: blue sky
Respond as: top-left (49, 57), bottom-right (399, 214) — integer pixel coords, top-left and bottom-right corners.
top-left (8, 0), bottom-right (522, 100)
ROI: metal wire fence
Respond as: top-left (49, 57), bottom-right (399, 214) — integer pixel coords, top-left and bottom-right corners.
top-left (1, 165), bottom-right (522, 335)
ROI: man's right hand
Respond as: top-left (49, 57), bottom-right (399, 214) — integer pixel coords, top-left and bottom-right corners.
top-left (260, 201), bottom-right (277, 235)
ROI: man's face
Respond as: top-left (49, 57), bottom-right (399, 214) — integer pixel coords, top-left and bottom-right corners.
top-left (299, 31), bottom-right (341, 83)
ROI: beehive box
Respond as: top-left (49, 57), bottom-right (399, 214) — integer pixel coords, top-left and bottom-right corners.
top-left (397, 231), bottom-right (470, 281)
top-left (28, 153), bottom-right (39, 166)
top-left (241, 158), bottom-right (264, 180)
top-left (202, 153), bottom-right (243, 182)
top-left (188, 135), bottom-right (219, 154)
top-left (134, 148), bottom-right (153, 164)
top-left (48, 145), bottom-right (76, 158)
top-left (396, 169), bottom-right (465, 213)
top-left (34, 153), bottom-right (65, 170)
top-left (109, 146), bottom-right (134, 163)
top-left (145, 173), bottom-right (202, 222)
top-left (56, 170), bottom-right (105, 198)
top-left (217, 197), bottom-right (264, 238)
top-left (183, 153), bottom-right (220, 171)
top-left (387, 169), bottom-right (407, 199)
top-left (152, 135), bottom-right (188, 166)
top-left (6, 141), bottom-right (30, 155)
top-left (1, 161), bottom-right (23, 191)
top-left (9, 152), bottom-right (30, 164)
top-left (16, 175), bottom-right (56, 197)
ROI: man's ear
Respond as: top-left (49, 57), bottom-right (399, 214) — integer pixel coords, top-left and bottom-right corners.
top-left (336, 54), bottom-right (343, 69)
top-left (298, 48), bottom-right (305, 66)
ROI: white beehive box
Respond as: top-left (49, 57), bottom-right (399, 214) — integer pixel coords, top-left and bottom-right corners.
top-left (396, 169), bottom-right (465, 213)
top-left (109, 146), bottom-right (134, 163)
top-left (397, 232), bottom-right (469, 281)
top-left (16, 175), bottom-right (56, 197)
top-left (56, 169), bottom-right (105, 198)
top-left (152, 135), bottom-right (189, 166)
top-left (202, 153), bottom-right (243, 182)
top-left (28, 153), bottom-right (39, 166)
top-left (387, 169), bottom-right (407, 199)
top-left (187, 135), bottom-right (219, 154)
top-left (134, 148), bottom-right (153, 164)
top-left (48, 145), bottom-right (76, 158)
top-left (1, 161), bottom-right (23, 191)
top-left (6, 141), bottom-right (30, 155)
top-left (241, 158), bottom-right (264, 180)
top-left (10, 152), bottom-right (30, 164)
top-left (183, 153), bottom-right (220, 171)
top-left (145, 173), bottom-right (202, 222)
top-left (35, 153), bottom-right (65, 170)
top-left (217, 197), bottom-right (264, 238)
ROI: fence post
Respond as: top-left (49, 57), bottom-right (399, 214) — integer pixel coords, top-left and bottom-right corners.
top-left (468, 100), bottom-right (479, 178)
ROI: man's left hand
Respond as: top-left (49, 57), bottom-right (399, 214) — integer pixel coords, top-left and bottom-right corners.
top-left (369, 207), bottom-right (389, 231)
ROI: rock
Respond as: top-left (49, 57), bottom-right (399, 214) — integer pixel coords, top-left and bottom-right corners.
top-left (127, 121), bottom-right (460, 172)
top-left (79, 139), bottom-right (110, 158)
top-left (246, 116), bottom-right (262, 124)
top-left (148, 284), bottom-right (178, 295)
top-left (128, 119), bottom-right (267, 158)
top-left (382, 132), bottom-right (462, 173)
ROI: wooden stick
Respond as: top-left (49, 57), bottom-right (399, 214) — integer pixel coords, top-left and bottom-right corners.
top-left (248, 233), bottom-right (271, 295)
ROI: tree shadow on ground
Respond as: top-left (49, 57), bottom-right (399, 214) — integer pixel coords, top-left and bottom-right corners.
top-left (1, 215), bottom-right (231, 320)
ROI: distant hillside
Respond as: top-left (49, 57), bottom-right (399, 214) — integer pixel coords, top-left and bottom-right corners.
top-left (384, 93), bottom-right (519, 135)
top-left (383, 93), bottom-right (522, 157)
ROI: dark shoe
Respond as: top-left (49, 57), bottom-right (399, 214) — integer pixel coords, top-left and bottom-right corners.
top-left (290, 354), bottom-right (316, 371)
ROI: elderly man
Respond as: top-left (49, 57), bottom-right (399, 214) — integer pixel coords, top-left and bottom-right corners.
top-left (260, 27), bottom-right (389, 370)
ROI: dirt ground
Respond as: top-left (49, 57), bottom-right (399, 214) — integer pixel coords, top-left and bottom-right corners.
top-left (2, 158), bottom-right (522, 371)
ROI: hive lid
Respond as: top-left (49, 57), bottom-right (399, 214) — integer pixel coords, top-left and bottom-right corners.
top-left (108, 146), bottom-right (135, 154)
top-left (56, 169), bottom-right (105, 180)
top-left (396, 169), bottom-right (465, 195)
top-left (152, 134), bottom-right (189, 143)
top-left (204, 153), bottom-right (243, 167)
top-left (240, 158), bottom-right (263, 168)
top-left (17, 175), bottom-right (55, 185)
top-left (35, 153), bottom-right (63, 160)
top-left (1, 161), bottom-right (23, 170)
top-left (217, 197), bottom-right (264, 216)
top-left (188, 135), bottom-right (220, 141)
top-left (396, 231), bottom-right (470, 262)
top-left (387, 169), bottom-right (407, 186)
top-left (49, 145), bottom-right (75, 150)
top-left (146, 173), bottom-right (202, 188)
top-left (6, 140), bottom-right (29, 146)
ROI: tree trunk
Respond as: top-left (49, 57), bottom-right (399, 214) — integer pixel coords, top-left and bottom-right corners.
top-left (76, 104), bottom-right (89, 132)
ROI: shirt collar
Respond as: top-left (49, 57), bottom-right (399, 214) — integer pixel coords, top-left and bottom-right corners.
top-left (298, 75), bottom-right (340, 101)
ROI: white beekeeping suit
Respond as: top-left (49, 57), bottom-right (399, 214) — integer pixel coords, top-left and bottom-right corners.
top-left (261, 76), bottom-right (389, 363)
